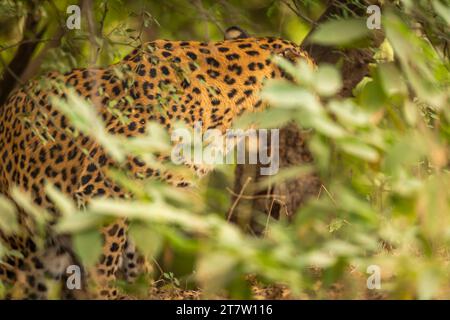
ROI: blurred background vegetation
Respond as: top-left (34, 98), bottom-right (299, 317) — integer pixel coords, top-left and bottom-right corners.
top-left (0, 0), bottom-right (449, 299)
top-left (0, 0), bottom-right (319, 76)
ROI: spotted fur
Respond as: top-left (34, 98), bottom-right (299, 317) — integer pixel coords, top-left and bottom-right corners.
top-left (0, 32), bottom-right (313, 299)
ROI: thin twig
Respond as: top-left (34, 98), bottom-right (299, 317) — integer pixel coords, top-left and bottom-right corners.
top-left (226, 187), bottom-right (286, 201)
top-left (189, 0), bottom-right (224, 37)
top-left (151, 256), bottom-right (165, 277)
top-left (0, 56), bottom-right (25, 86)
top-left (99, 1), bottom-right (109, 36)
top-left (263, 198), bottom-right (276, 237)
top-left (319, 184), bottom-right (338, 206)
top-left (281, 0), bottom-right (317, 26)
top-left (227, 177), bottom-right (251, 222)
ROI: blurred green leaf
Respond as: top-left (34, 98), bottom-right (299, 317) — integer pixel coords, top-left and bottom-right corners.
top-left (339, 138), bottom-right (379, 162)
top-left (45, 183), bottom-right (76, 217)
top-left (262, 81), bottom-right (320, 109)
top-left (310, 18), bottom-right (369, 46)
top-left (328, 100), bottom-right (371, 127)
top-left (129, 222), bottom-right (163, 258)
top-left (432, 1), bottom-right (450, 25)
top-left (0, 194), bottom-right (18, 235)
top-left (313, 64), bottom-right (342, 96)
top-left (51, 91), bottom-right (126, 162)
top-left (377, 63), bottom-right (408, 98)
top-left (197, 252), bottom-right (238, 293)
top-left (358, 79), bottom-right (387, 111)
top-left (73, 229), bottom-right (103, 268)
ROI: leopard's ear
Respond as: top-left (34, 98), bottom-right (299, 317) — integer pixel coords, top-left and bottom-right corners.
top-left (224, 26), bottom-right (249, 40)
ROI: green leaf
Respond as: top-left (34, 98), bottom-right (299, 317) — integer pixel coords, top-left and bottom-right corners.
top-left (51, 91), bottom-right (125, 162)
top-left (403, 101), bottom-right (418, 126)
top-left (358, 79), bottom-right (387, 111)
top-left (45, 183), bottom-right (76, 217)
top-left (417, 268), bottom-right (441, 300)
top-left (10, 187), bottom-right (50, 228)
top-left (324, 240), bottom-right (359, 256)
top-left (302, 251), bottom-right (335, 268)
top-left (233, 108), bottom-right (293, 129)
top-left (377, 63), bottom-right (407, 98)
top-left (310, 135), bottom-right (331, 171)
top-left (310, 116), bottom-right (347, 138)
top-left (339, 189), bottom-right (379, 223)
top-left (339, 138), bottom-right (379, 162)
top-left (0, 194), bottom-right (18, 235)
top-left (262, 80), bottom-right (319, 109)
top-left (329, 218), bottom-right (347, 233)
top-left (56, 213), bottom-right (106, 234)
top-left (272, 56), bottom-right (314, 84)
top-left (310, 18), bottom-right (370, 46)
top-left (129, 222), bottom-right (163, 258)
top-left (313, 64), bottom-right (342, 96)
top-left (197, 252), bottom-right (238, 293)
top-left (433, 1), bottom-right (450, 25)
top-left (73, 229), bottom-right (103, 268)
top-left (328, 100), bottom-right (371, 127)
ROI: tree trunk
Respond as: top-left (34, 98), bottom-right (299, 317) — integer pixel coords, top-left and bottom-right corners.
top-left (230, 0), bottom-right (384, 234)
top-left (0, 0), bottom-right (44, 106)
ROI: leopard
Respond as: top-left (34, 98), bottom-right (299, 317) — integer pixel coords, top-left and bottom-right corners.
top-left (0, 26), bottom-right (314, 299)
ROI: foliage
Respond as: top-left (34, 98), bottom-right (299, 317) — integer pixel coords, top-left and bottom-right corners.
top-left (0, 0), bottom-right (449, 299)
